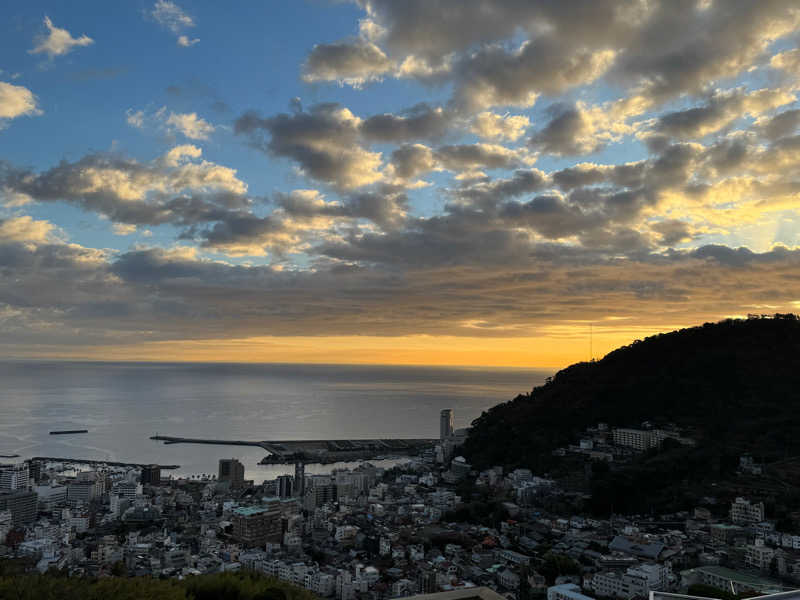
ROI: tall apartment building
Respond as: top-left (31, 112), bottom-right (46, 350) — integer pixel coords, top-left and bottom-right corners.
top-left (219, 458), bottom-right (245, 488)
top-left (0, 463), bottom-right (29, 492)
top-left (440, 409), bottom-right (454, 440)
top-left (304, 475), bottom-right (337, 510)
top-left (232, 503), bottom-right (282, 547)
top-left (0, 490), bottom-right (38, 526)
top-left (731, 497), bottom-right (765, 524)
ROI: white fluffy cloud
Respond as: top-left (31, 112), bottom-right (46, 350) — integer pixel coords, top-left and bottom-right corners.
top-left (0, 215), bottom-right (56, 243)
top-left (165, 111), bottom-right (215, 140)
top-left (470, 112), bottom-right (530, 141)
top-left (29, 16), bottom-right (93, 59)
top-left (0, 82), bottom-right (42, 122)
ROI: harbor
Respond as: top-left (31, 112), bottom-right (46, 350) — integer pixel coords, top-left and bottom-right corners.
top-left (150, 434), bottom-right (437, 465)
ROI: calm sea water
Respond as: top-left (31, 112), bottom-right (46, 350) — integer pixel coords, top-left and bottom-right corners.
top-left (0, 361), bottom-right (548, 483)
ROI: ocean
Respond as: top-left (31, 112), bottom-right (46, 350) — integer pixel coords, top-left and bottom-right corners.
top-left (0, 361), bottom-right (549, 483)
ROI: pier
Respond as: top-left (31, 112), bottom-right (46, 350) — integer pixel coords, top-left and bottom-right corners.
top-left (149, 435), bottom-right (437, 465)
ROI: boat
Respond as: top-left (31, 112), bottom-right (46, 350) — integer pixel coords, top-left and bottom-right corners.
top-left (49, 429), bottom-right (89, 435)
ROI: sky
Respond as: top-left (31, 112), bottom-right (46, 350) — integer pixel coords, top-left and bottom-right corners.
top-left (1, 1), bottom-right (800, 368)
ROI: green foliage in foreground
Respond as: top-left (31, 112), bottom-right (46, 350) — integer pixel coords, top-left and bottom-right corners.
top-left (0, 570), bottom-right (317, 600)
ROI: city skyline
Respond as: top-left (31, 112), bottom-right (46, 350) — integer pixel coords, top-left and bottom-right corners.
top-left (2, 2), bottom-right (800, 367)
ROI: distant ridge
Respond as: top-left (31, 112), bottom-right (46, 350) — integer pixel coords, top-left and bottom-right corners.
top-left (463, 315), bottom-right (800, 514)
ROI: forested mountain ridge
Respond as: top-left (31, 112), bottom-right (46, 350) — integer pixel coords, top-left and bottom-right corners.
top-left (462, 316), bottom-right (800, 513)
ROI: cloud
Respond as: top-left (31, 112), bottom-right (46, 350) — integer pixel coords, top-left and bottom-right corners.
top-left (387, 144), bottom-right (438, 180)
top-left (0, 82), bottom-right (42, 123)
top-left (165, 111), bottom-right (215, 140)
top-left (177, 35), bottom-right (200, 47)
top-left (434, 143), bottom-right (535, 171)
top-left (126, 107), bottom-right (215, 140)
top-left (771, 48), bottom-right (800, 73)
top-left (234, 104), bottom-right (383, 190)
top-left (650, 219), bottom-right (693, 246)
top-left (0, 216), bottom-right (56, 243)
top-left (652, 87), bottom-right (795, 140)
top-left (150, 0), bottom-right (198, 46)
top-left (452, 39), bottom-right (616, 111)
top-left (125, 108), bottom-right (145, 128)
top-left (112, 223), bottom-right (137, 235)
top-left (303, 39), bottom-right (393, 87)
top-left (470, 112), bottom-right (530, 141)
top-left (753, 108), bottom-right (800, 142)
top-left (450, 169), bottom-right (548, 207)
top-left (29, 16), bottom-right (93, 59)
top-left (530, 97), bottom-right (648, 156)
top-left (162, 144), bottom-right (203, 166)
top-left (0, 147), bottom-right (249, 228)
top-left (151, 0), bottom-right (194, 33)
top-left (360, 104), bottom-right (452, 142)
top-left (305, 0), bottom-right (800, 119)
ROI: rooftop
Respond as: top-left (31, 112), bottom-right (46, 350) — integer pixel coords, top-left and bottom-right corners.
top-left (232, 506), bottom-right (272, 517)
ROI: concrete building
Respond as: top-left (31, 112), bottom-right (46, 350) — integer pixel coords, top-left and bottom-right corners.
top-left (548, 583), bottom-right (596, 600)
top-left (0, 490), bottom-right (38, 526)
top-left (0, 463), bottom-right (29, 492)
top-left (591, 564), bottom-right (669, 599)
top-left (219, 458), bottom-right (245, 488)
top-left (612, 428), bottom-right (665, 451)
top-left (304, 475), bottom-right (337, 510)
top-left (113, 480), bottom-right (138, 500)
top-left (441, 409), bottom-right (454, 440)
top-left (731, 497), bottom-right (766, 524)
top-left (66, 480), bottom-right (99, 506)
top-left (140, 465), bottom-right (161, 486)
top-left (746, 541), bottom-right (776, 571)
top-left (680, 566), bottom-right (783, 595)
top-left (294, 463), bottom-right (306, 497)
top-left (277, 475), bottom-right (293, 498)
top-left (34, 484), bottom-right (66, 512)
top-left (232, 503), bottom-right (282, 547)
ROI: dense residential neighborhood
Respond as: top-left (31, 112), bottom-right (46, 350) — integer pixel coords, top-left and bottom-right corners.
top-left (2, 417), bottom-right (798, 600)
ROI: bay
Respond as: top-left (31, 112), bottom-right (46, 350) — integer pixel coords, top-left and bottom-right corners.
top-left (0, 361), bottom-right (549, 483)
